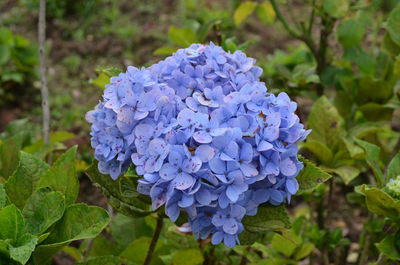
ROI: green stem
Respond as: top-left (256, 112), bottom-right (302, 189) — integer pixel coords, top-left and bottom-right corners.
top-left (270, 0), bottom-right (300, 38)
top-left (143, 214), bottom-right (164, 265)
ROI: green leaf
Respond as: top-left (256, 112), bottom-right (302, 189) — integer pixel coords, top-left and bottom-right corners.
top-left (242, 204), bottom-right (290, 234)
top-left (22, 188), bottom-right (65, 235)
top-left (342, 137), bottom-right (364, 159)
top-left (387, 3), bottom-right (400, 46)
top-left (387, 152), bottom-right (400, 180)
top-left (358, 103), bottom-right (394, 121)
top-left (111, 213), bottom-right (152, 248)
top-left (375, 234), bottom-right (400, 260)
top-left (172, 249), bottom-right (204, 265)
top-left (307, 96), bottom-right (345, 150)
top-left (301, 141), bottom-right (333, 165)
top-left (271, 232), bottom-right (298, 257)
top-left (8, 233), bottom-right (38, 265)
top-left (234, 1), bottom-right (257, 27)
top-left (36, 146), bottom-right (79, 205)
top-left (34, 203), bottom-right (110, 264)
top-left (382, 33), bottom-right (400, 56)
top-left (197, 19), bottom-right (221, 42)
top-left (296, 156), bottom-right (332, 193)
top-left (354, 139), bottom-right (383, 186)
top-left (0, 133), bottom-right (25, 179)
top-left (334, 166), bottom-right (360, 185)
top-left (87, 235), bottom-right (123, 257)
top-left (119, 236), bottom-right (163, 264)
top-left (0, 184), bottom-right (6, 209)
top-left (323, 0), bottom-right (348, 18)
top-left (337, 17), bottom-right (365, 48)
top-left (255, 2), bottom-right (275, 25)
top-left (0, 44), bottom-right (10, 65)
top-left (360, 185), bottom-right (400, 220)
top-left (153, 46), bottom-right (179, 56)
top-left (77, 256), bottom-right (122, 265)
top-left (4, 152), bottom-right (49, 209)
top-left (23, 131), bottom-right (76, 158)
top-left (86, 161), bottom-right (152, 217)
top-left (294, 242), bottom-right (315, 260)
top-left (168, 26), bottom-right (198, 47)
top-left (90, 66), bottom-right (123, 90)
top-left (0, 205), bottom-right (26, 242)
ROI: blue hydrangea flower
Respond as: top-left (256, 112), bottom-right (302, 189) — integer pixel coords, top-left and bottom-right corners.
top-left (87, 43), bottom-right (310, 248)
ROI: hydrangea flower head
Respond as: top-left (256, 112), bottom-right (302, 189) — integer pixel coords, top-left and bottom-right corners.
top-left (385, 176), bottom-right (400, 200)
top-left (87, 43), bottom-right (310, 247)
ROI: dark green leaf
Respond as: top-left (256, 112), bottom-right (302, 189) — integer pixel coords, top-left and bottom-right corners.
top-left (0, 204), bottom-right (25, 242)
top-left (382, 33), bottom-right (400, 56)
top-left (358, 103), bottom-right (393, 121)
top-left (387, 3), bottom-right (400, 46)
top-left (111, 213), bottom-right (152, 248)
top-left (354, 139), bottom-right (383, 186)
top-left (4, 152), bottom-right (49, 209)
top-left (36, 146), bottom-right (79, 205)
top-left (242, 204), bottom-right (290, 234)
top-left (197, 19), bottom-right (221, 42)
top-left (86, 161), bottom-right (152, 217)
top-left (387, 152), bottom-right (400, 181)
top-left (376, 234), bottom-right (400, 260)
top-left (0, 184), bottom-right (5, 209)
top-left (234, 1), bottom-right (257, 26)
top-left (0, 133), bottom-right (25, 179)
top-left (300, 141), bottom-right (333, 165)
top-left (296, 156), bottom-right (332, 193)
top-left (22, 188), bottom-right (65, 235)
top-left (337, 17), bottom-right (365, 48)
top-left (34, 204), bottom-right (110, 264)
top-left (8, 233), bottom-right (38, 264)
top-left (307, 96), bottom-right (345, 150)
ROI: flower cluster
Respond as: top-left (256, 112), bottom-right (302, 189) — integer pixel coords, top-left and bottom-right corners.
top-left (385, 176), bottom-right (400, 200)
top-left (87, 43), bottom-right (310, 247)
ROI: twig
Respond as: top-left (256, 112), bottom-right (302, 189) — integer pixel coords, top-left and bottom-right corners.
top-left (143, 214), bottom-right (164, 265)
top-left (39, 0), bottom-right (50, 145)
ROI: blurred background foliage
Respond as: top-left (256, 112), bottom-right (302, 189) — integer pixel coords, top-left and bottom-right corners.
top-left (0, 0), bottom-right (400, 264)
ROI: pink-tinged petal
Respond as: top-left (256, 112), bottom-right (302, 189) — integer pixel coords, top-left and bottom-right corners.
top-left (240, 163), bottom-right (258, 177)
top-left (193, 131), bottom-right (212, 143)
top-left (195, 145), bottom-right (216, 162)
top-left (159, 163), bottom-right (178, 180)
top-left (177, 108), bottom-right (196, 127)
top-left (172, 172), bottom-right (195, 190)
top-left (182, 156), bottom-right (202, 173)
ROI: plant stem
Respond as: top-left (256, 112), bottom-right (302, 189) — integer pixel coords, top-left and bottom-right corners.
top-left (39, 0), bottom-right (50, 145)
top-left (143, 214), bottom-right (164, 265)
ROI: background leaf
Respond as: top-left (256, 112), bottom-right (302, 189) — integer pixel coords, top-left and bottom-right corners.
top-left (234, 1), bottom-right (257, 27)
top-left (172, 248), bottom-right (204, 265)
top-left (168, 26), bottom-right (198, 47)
top-left (255, 2), bottom-right (275, 25)
top-left (387, 3), bottom-right (400, 46)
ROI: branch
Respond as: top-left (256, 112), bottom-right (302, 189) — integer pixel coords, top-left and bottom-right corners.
top-left (143, 214), bottom-right (164, 265)
top-left (270, 0), bottom-right (300, 38)
top-left (39, 0), bottom-right (50, 145)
